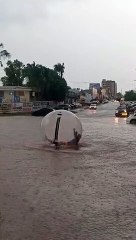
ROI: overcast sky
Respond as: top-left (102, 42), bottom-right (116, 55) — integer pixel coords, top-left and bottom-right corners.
top-left (1, 0), bottom-right (136, 93)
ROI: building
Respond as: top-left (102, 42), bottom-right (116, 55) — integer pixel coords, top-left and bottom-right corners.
top-left (101, 79), bottom-right (117, 98)
top-left (89, 83), bottom-right (101, 99)
top-left (66, 88), bottom-right (80, 104)
top-left (101, 79), bottom-right (107, 89)
top-left (89, 83), bottom-right (101, 90)
top-left (80, 89), bottom-right (92, 104)
top-left (0, 86), bottom-right (32, 103)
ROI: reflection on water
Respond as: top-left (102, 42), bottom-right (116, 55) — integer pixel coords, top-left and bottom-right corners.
top-left (0, 105), bottom-right (135, 153)
top-left (1, 102), bottom-right (136, 240)
top-left (115, 117), bottom-right (119, 124)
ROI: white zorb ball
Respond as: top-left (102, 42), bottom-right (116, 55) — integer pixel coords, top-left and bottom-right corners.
top-left (41, 110), bottom-right (82, 144)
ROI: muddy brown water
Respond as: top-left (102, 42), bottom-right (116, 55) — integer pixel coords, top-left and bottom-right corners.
top-left (0, 102), bottom-right (136, 240)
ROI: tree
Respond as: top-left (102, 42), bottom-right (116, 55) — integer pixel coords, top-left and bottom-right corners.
top-left (54, 63), bottom-right (65, 79)
top-left (24, 62), bottom-right (68, 101)
top-left (0, 43), bottom-right (10, 67)
top-left (44, 69), bottom-right (67, 101)
top-left (23, 62), bottom-right (47, 99)
top-left (116, 92), bottom-right (123, 101)
top-left (1, 59), bottom-right (24, 86)
top-left (124, 90), bottom-right (136, 101)
top-left (1, 59), bottom-right (68, 101)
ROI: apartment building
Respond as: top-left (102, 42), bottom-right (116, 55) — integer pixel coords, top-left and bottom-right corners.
top-left (101, 79), bottom-right (117, 98)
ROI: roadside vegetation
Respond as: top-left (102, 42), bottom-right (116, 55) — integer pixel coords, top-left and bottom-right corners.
top-left (1, 43), bottom-right (136, 103)
top-left (0, 43), bottom-right (10, 67)
top-left (1, 60), bottom-right (68, 101)
top-left (124, 90), bottom-right (136, 101)
top-left (0, 44), bottom-right (68, 101)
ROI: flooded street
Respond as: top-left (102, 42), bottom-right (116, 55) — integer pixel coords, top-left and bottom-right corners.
top-left (0, 102), bottom-right (136, 240)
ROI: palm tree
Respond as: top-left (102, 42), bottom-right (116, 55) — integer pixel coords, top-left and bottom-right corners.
top-left (0, 43), bottom-right (11, 67)
top-left (54, 62), bottom-right (65, 79)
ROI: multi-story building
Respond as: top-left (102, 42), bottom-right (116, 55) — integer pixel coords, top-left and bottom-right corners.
top-left (101, 79), bottom-right (117, 98)
top-left (89, 83), bottom-right (100, 90)
top-left (89, 83), bottom-right (101, 99)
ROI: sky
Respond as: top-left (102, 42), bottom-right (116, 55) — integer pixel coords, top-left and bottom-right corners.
top-left (1, 0), bottom-right (136, 93)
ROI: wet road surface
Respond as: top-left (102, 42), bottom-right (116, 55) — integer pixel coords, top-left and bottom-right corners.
top-left (0, 102), bottom-right (136, 240)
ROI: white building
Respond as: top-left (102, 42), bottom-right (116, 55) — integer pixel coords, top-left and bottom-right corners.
top-left (0, 86), bottom-right (32, 103)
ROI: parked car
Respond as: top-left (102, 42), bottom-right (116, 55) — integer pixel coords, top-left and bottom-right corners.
top-left (70, 103), bottom-right (77, 109)
top-left (102, 99), bottom-right (109, 104)
top-left (89, 104), bottom-right (97, 110)
top-left (127, 104), bottom-right (136, 114)
top-left (32, 107), bottom-right (54, 116)
top-left (115, 106), bottom-right (129, 117)
top-left (54, 104), bottom-right (70, 111)
top-left (90, 100), bottom-right (99, 105)
top-left (126, 113), bottom-right (136, 124)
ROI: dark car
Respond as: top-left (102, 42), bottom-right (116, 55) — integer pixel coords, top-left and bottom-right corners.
top-left (127, 104), bottom-right (136, 114)
top-left (115, 106), bottom-right (129, 117)
top-left (32, 107), bottom-right (53, 116)
top-left (54, 104), bottom-right (70, 111)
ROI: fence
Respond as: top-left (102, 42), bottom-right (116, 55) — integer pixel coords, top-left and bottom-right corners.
top-left (0, 103), bottom-right (11, 114)
top-left (32, 101), bottom-right (54, 111)
top-left (12, 102), bottom-right (32, 112)
top-left (0, 101), bottom-right (61, 114)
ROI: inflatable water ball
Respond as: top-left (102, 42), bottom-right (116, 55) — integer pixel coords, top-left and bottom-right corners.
top-left (41, 110), bottom-right (82, 145)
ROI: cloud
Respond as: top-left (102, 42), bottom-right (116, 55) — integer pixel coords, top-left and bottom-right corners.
top-left (1, 0), bottom-right (136, 92)
top-left (0, 0), bottom-right (87, 25)
top-left (0, 0), bottom-right (48, 26)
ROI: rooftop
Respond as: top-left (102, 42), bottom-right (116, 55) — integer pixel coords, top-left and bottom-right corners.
top-left (0, 86), bottom-right (32, 91)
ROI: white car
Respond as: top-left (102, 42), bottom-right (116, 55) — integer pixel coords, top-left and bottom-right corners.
top-left (126, 113), bottom-right (136, 124)
top-left (89, 104), bottom-right (97, 110)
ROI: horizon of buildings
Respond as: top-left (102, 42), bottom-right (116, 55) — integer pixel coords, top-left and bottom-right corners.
top-left (0, 79), bottom-right (118, 105)
top-left (71, 79), bottom-right (118, 101)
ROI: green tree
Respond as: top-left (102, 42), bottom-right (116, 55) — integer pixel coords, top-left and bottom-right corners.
top-left (44, 69), bottom-right (67, 101)
top-left (23, 62), bottom-right (47, 99)
top-left (0, 43), bottom-right (10, 67)
top-left (1, 59), bottom-right (24, 86)
top-left (124, 90), bottom-right (136, 101)
top-left (54, 63), bottom-right (65, 79)
top-left (116, 92), bottom-right (123, 101)
top-left (23, 62), bottom-right (41, 89)
top-left (24, 62), bottom-right (68, 101)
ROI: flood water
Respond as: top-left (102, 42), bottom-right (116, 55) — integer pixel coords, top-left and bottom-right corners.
top-left (0, 102), bottom-right (136, 240)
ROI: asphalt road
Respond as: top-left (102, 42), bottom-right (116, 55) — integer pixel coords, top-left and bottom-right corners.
top-left (0, 102), bottom-right (136, 240)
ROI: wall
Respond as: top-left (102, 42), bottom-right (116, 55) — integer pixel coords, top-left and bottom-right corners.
top-left (3, 90), bottom-right (30, 103)
top-left (3, 90), bottom-right (12, 102)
